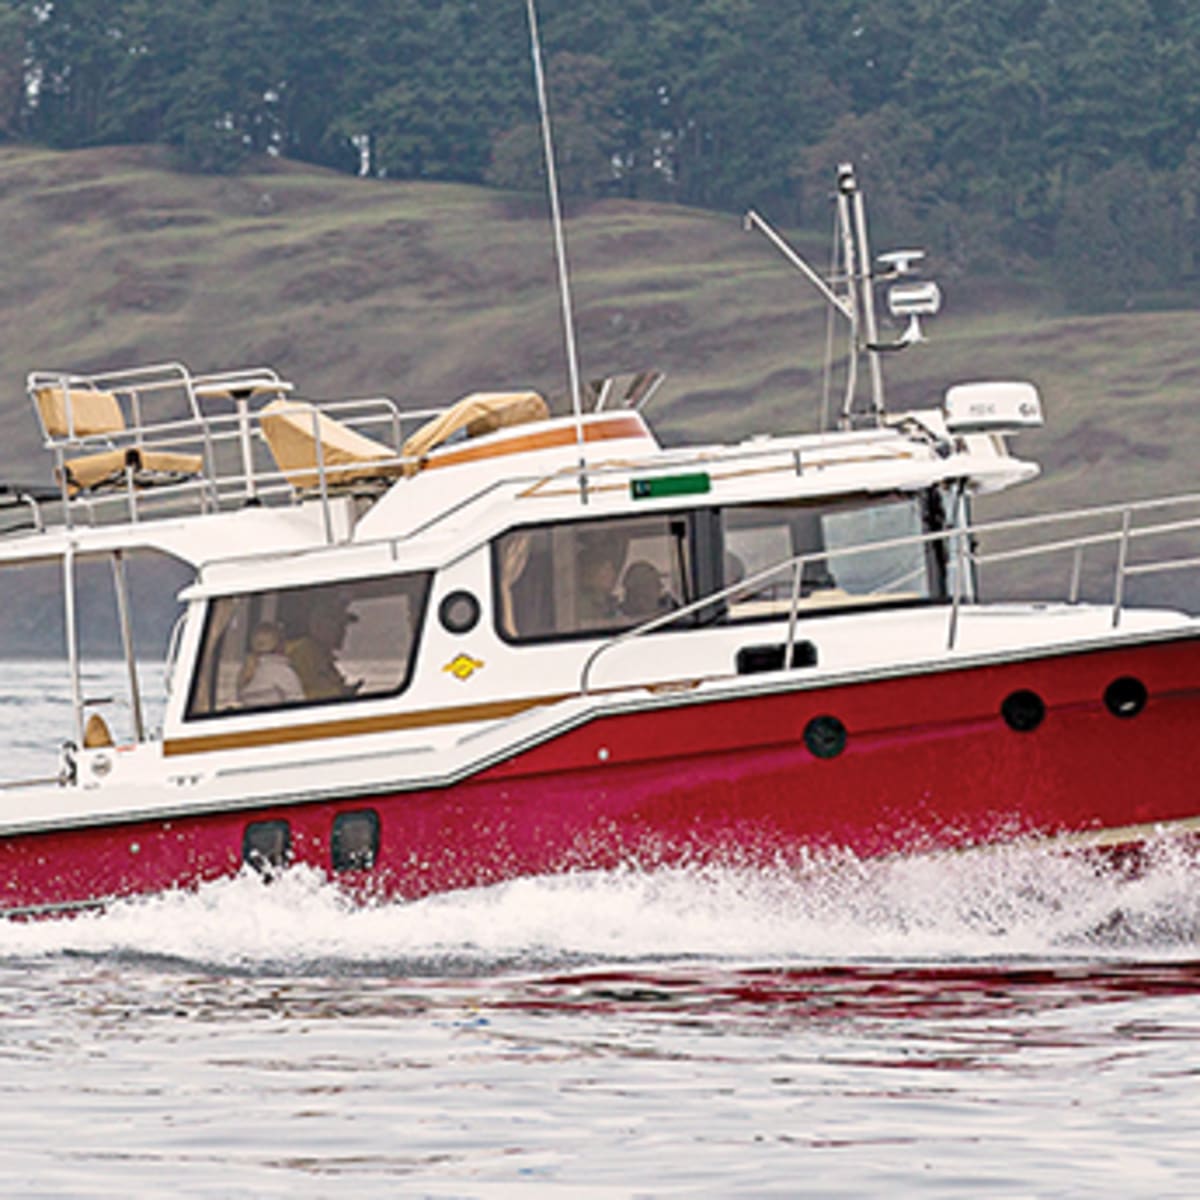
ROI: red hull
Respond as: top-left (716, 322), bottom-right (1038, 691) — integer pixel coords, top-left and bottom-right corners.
top-left (3, 634), bottom-right (1199, 915)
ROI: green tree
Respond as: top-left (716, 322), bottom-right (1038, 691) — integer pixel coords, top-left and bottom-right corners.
top-left (1052, 160), bottom-right (1181, 307)
top-left (0, 2), bottom-right (31, 138)
top-left (486, 51), bottom-right (620, 195)
top-left (161, 0), bottom-right (279, 172)
top-left (23, 0), bottom-right (133, 146)
top-left (266, 0), bottom-right (360, 172)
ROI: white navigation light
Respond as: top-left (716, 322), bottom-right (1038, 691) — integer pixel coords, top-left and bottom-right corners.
top-left (945, 381), bottom-right (1044, 434)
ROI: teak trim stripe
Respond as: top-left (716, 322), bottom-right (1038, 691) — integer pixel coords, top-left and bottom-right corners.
top-left (163, 694), bottom-right (571, 757)
top-left (423, 415), bottom-right (644, 470)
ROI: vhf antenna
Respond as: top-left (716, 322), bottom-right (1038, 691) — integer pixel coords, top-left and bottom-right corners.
top-left (524, 0), bottom-right (588, 502)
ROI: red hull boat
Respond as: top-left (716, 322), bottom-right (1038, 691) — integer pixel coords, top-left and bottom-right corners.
top-left (0, 159), bottom-right (1197, 917)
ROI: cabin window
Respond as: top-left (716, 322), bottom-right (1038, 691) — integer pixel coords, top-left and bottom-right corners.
top-left (493, 513), bottom-right (699, 642)
top-left (721, 495), bottom-right (941, 620)
top-left (243, 819), bottom-right (291, 873)
top-left (186, 572), bottom-right (431, 718)
top-left (331, 809), bottom-right (380, 872)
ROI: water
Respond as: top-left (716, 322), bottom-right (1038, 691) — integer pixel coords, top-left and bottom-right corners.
top-left (1, 662), bottom-right (1199, 1197)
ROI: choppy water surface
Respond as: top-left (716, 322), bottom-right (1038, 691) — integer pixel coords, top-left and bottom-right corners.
top-left (1, 662), bottom-right (1199, 1196)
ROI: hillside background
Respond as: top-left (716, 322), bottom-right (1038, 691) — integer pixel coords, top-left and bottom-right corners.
top-left (5, 0), bottom-right (1200, 310)
top-left (0, 0), bottom-right (1197, 656)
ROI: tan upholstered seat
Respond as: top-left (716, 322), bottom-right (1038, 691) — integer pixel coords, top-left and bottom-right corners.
top-left (402, 392), bottom-right (549, 470)
top-left (35, 387), bottom-right (125, 438)
top-left (59, 447), bottom-right (207, 494)
top-left (34, 385), bottom-right (205, 496)
top-left (260, 391), bottom-right (550, 491)
top-left (259, 400), bottom-right (404, 491)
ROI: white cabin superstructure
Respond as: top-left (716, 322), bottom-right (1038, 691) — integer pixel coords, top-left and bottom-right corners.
top-left (0, 355), bottom-right (1194, 815)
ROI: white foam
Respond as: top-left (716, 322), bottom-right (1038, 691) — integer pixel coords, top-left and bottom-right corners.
top-left (1, 838), bottom-right (1197, 969)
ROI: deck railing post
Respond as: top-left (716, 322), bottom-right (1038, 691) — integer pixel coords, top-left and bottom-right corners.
top-left (189, 379), bottom-right (219, 514)
top-left (56, 447), bottom-right (72, 531)
top-left (1112, 507), bottom-right (1133, 627)
top-left (111, 549), bottom-right (145, 743)
top-left (63, 545), bottom-right (84, 750)
top-left (310, 407), bottom-right (334, 545)
top-left (785, 558), bottom-right (802, 667)
top-left (1068, 545), bottom-right (1084, 604)
top-left (947, 529), bottom-right (964, 650)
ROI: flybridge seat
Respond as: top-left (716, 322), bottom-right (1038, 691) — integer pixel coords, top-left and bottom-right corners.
top-left (259, 399), bottom-right (406, 492)
top-left (260, 390), bottom-right (551, 493)
top-left (401, 391), bottom-right (550, 465)
top-left (23, 362), bottom-right (283, 503)
top-left (32, 382), bottom-right (207, 496)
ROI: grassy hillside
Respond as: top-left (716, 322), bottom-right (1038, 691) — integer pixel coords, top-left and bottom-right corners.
top-left (0, 142), bottom-right (1197, 654)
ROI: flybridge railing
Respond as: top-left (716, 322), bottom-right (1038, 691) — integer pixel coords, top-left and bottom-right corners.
top-left (17, 355), bottom-right (927, 547)
top-left (17, 360), bottom-right (442, 533)
top-left (579, 491), bottom-right (1200, 694)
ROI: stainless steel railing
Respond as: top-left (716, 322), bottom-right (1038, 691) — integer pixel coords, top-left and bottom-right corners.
top-left (20, 357), bottom-right (444, 536)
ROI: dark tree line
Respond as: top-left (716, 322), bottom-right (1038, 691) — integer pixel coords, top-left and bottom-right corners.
top-left (3, 0), bottom-right (1200, 305)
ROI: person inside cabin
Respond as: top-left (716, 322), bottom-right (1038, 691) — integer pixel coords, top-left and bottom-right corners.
top-left (724, 550), bottom-right (753, 603)
top-left (724, 551), bottom-right (746, 587)
top-left (237, 621), bottom-right (304, 708)
top-left (288, 597), bottom-right (360, 700)
top-left (794, 509), bottom-right (837, 594)
top-left (577, 545), bottom-right (621, 626)
top-left (620, 560), bottom-right (673, 619)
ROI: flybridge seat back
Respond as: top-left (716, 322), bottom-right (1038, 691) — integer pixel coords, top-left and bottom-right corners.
top-left (401, 391), bottom-right (550, 465)
top-left (259, 399), bottom-right (404, 492)
top-left (944, 381), bottom-right (1044, 435)
top-left (32, 381), bottom-right (205, 496)
top-left (261, 390), bottom-right (551, 494)
top-left (34, 385), bottom-right (124, 440)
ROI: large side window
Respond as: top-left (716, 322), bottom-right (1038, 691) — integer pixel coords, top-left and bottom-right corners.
top-left (494, 514), bottom-right (698, 642)
top-left (721, 495), bottom-right (942, 620)
top-left (186, 572), bottom-right (431, 718)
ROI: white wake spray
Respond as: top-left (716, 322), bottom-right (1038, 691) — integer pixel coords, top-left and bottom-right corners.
top-left (0, 837), bottom-right (1197, 970)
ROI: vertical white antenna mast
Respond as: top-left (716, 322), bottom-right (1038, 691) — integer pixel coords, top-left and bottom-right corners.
top-left (834, 166), bottom-right (861, 427)
top-left (525, 0), bottom-right (588, 499)
top-left (850, 183), bottom-right (886, 420)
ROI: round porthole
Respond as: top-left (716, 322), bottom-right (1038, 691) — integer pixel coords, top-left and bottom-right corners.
top-left (1104, 676), bottom-right (1147, 719)
top-left (804, 714), bottom-right (847, 759)
top-left (1001, 689), bottom-right (1045, 733)
top-left (439, 590), bottom-right (481, 634)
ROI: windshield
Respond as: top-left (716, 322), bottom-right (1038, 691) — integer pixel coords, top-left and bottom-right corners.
top-left (186, 572), bottom-right (431, 719)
